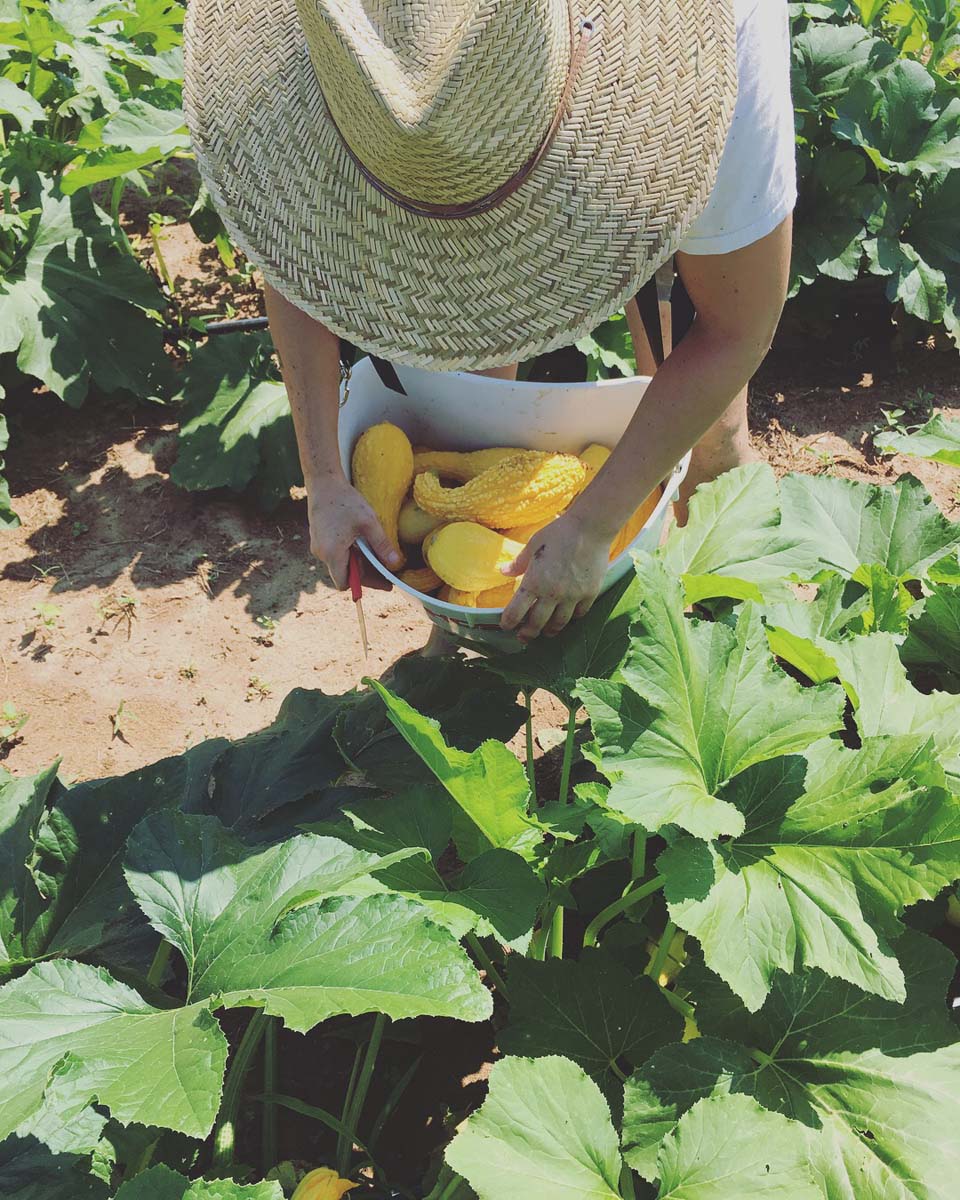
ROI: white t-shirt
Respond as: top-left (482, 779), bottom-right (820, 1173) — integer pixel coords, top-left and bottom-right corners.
top-left (679, 0), bottom-right (797, 256)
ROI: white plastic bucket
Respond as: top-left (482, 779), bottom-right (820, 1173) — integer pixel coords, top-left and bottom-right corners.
top-left (337, 357), bottom-right (689, 652)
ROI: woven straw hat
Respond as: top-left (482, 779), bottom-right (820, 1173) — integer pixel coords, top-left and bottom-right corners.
top-left (185, 1), bottom-right (737, 370)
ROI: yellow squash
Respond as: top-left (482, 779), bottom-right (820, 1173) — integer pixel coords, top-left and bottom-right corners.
top-left (351, 422), bottom-right (414, 566)
top-left (413, 446), bottom-right (522, 481)
top-left (579, 442), bottom-right (612, 479)
top-left (291, 1167), bottom-right (358, 1200)
top-left (397, 497), bottom-right (444, 545)
top-left (425, 522), bottom-right (524, 592)
top-left (398, 566), bottom-right (443, 594)
top-left (609, 485), bottom-right (662, 560)
top-left (414, 450), bottom-right (586, 530)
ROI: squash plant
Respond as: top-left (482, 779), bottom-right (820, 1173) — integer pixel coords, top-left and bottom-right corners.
top-left (0, 466), bottom-right (959, 1199)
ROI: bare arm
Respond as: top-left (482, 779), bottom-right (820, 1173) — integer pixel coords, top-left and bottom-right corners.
top-left (502, 217), bottom-right (792, 639)
top-left (264, 283), bottom-right (400, 588)
top-left (569, 216), bottom-right (792, 539)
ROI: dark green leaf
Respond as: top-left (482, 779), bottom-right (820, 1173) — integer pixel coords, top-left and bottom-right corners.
top-left (902, 584), bottom-right (960, 690)
top-left (498, 951), bottom-right (683, 1110)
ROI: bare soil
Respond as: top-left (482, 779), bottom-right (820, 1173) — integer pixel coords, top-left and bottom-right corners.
top-left (2, 209), bottom-right (959, 783)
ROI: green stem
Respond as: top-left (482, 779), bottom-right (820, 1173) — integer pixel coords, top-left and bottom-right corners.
top-left (145, 940), bottom-right (172, 988)
top-left (631, 832), bottom-right (647, 881)
top-left (27, 55), bottom-right (37, 98)
top-left (121, 1137), bottom-right (159, 1182)
top-left (211, 1009), bottom-right (269, 1171)
top-left (466, 932), bottom-right (510, 1001)
top-left (647, 919), bottom-right (677, 983)
top-left (547, 904), bottom-right (565, 959)
top-left (528, 902), bottom-right (556, 961)
top-left (582, 874), bottom-right (667, 950)
top-left (336, 1014), bottom-right (387, 1177)
top-left (620, 1162), bottom-right (638, 1200)
top-left (557, 705), bottom-right (577, 805)
top-left (110, 177), bottom-right (124, 227)
top-left (523, 689), bottom-right (537, 804)
top-left (150, 222), bottom-right (174, 292)
top-left (261, 1018), bottom-right (278, 1175)
top-left (659, 986), bottom-right (694, 1020)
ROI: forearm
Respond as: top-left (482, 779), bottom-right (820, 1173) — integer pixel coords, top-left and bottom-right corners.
top-left (568, 321), bottom-right (768, 538)
top-left (263, 283), bottom-right (344, 487)
top-left (569, 219), bottom-right (791, 539)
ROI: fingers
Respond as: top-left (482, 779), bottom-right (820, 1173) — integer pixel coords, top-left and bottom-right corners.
top-left (501, 585), bottom-right (536, 632)
top-left (543, 600), bottom-right (577, 637)
top-left (359, 514), bottom-right (403, 572)
top-left (324, 542), bottom-right (350, 591)
top-left (514, 597), bottom-right (558, 643)
top-left (501, 540), bottom-right (533, 578)
top-left (573, 596), bottom-right (596, 620)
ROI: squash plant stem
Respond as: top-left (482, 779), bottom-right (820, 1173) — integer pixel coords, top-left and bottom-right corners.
top-left (336, 1013), bottom-right (388, 1177)
top-left (620, 1162), bottom-right (638, 1199)
top-left (211, 1008), bottom-right (269, 1171)
top-left (646, 920), bottom-right (677, 983)
top-left (557, 705), bottom-right (578, 805)
top-left (465, 932), bottom-right (510, 1001)
top-left (523, 689), bottom-right (537, 803)
top-left (261, 1017), bottom-right (278, 1174)
top-left (547, 905), bottom-right (565, 958)
top-left (582, 874), bottom-right (667, 949)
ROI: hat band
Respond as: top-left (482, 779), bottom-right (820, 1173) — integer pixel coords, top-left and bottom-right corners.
top-left (321, 15), bottom-right (594, 221)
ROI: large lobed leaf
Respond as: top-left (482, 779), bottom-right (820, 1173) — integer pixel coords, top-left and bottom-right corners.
top-left (169, 333), bottom-right (301, 511)
top-left (578, 556), bottom-right (845, 841)
top-left (0, 180), bottom-right (169, 405)
top-left (113, 1165), bottom-right (282, 1198)
top-left (124, 811), bottom-right (492, 1029)
top-left (623, 931), bottom-right (960, 1199)
top-left (0, 959), bottom-right (227, 1146)
top-left (659, 735), bottom-right (960, 1009)
top-left (876, 412), bottom-right (960, 466)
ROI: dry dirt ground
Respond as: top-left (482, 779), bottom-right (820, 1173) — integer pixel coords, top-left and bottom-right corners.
top-left (2, 213), bottom-right (960, 783)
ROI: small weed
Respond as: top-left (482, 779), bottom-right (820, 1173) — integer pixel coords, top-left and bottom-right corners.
top-left (98, 593), bottom-right (139, 638)
top-left (34, 602), bottom-right (61, 630)
top-left (803, 443), bottom-right (835, 471)
top-left (253, 615), bottom-right (278, 646)
top-left (110, 700), bottom-right (135, 742)
top-left (246, 676), bottom-right (272, 702)
top-left (178, 664), bottom-right (198, 681)
top-left (0, 702), bottom-right (28, 753)
top-left (71, 520), bottom-right (89, 538)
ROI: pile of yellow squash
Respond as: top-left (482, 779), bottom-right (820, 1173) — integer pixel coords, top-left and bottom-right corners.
top-left (351, 422), bottom-right (661, 608)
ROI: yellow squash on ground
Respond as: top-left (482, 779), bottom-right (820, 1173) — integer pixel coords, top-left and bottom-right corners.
top-left (412, 446), bottom-right (522, 481)
top-left (414, 450), bottom-right (586, 530)
top-left (351, 422), bottom-right (414, 566)
top-left (398, 566), bottom-right (443, 594)
top-left (425, 522), bottom-right (524, 592)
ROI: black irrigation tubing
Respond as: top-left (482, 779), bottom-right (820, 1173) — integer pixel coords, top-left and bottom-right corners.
top-left (203, 316), bottom-right (270, 335)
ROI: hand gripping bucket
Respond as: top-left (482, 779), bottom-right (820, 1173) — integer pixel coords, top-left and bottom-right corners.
top-left (337, 357), bottom-right (689, 652)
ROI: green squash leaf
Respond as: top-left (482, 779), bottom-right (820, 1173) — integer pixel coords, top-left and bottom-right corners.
top-left (656, 1094), bottom-right (820, 1199)
top-left (0, 960), bottom-right (227, 1144)
top-left (902, 584), bottom-right (960, 690)
top-left (876, 412), bottom-right (960, 466)
top-left (0, 181), bottom-right (169, 406)
top-left (659, 735), bottom-right (960, 1009)
top-left (0, 1136), bottom-right (110, 1199)
top-left (366, 681), bottom-right (534, 862)
top-left (170, 333), bottom-right (301, 511)
top-left (779, 472), bottom-right (960, 581)
top-left (445, 1056), bottom-right (623, 1200)
top-left (659, 464), bottom-right (822, 602)
top-left (830, 633), bottom-right (960, 783)
top-left (498, 951), bottom-right (683, 1111)
top-left (628, 932), bottom-right (960, 1199)
top-left (124, 811), bottom-right (491, 1029)
top-left (578, 557), bottom-right (845, 841)
top-left (114, 1164), bottom-right (283, 1198)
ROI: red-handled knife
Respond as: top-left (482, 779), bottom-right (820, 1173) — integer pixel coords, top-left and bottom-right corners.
top-left (348, 546), bottom-right (370, 660)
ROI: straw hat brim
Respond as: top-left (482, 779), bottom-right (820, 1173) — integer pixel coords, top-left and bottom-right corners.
top-left (185, 1), bottom-right (737, 371)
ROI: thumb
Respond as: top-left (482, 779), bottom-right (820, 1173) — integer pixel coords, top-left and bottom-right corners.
top-left (501, 540), bottom-right (533, 578)
top-left (360, 515), bottom-right (403, 571)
